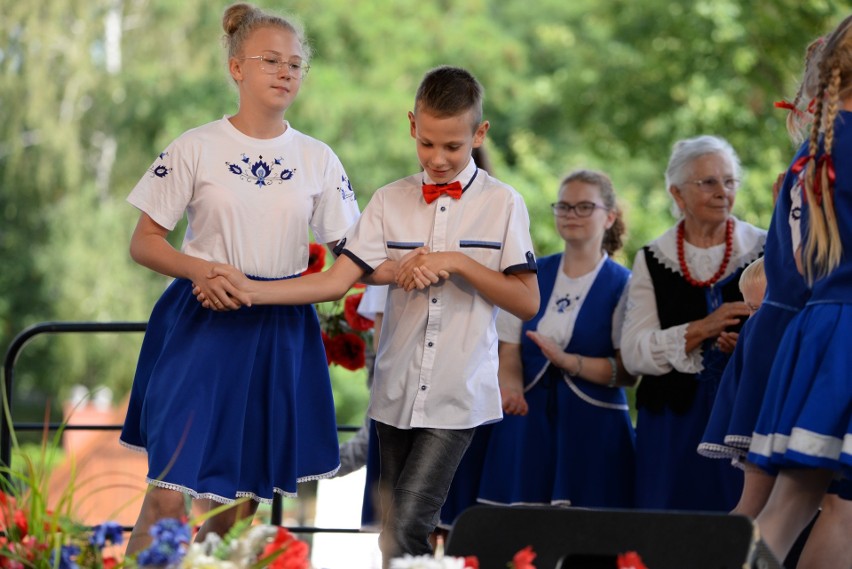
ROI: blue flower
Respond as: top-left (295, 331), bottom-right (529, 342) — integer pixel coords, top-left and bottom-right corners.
top-left (280, 169), bottom-right (294, 181)
top-left (241, 153), bottom-right (250, 164)
top-left (153, 165), bottom-right (170, 178)
top-left (136, 542), bottom-right (183, 566)
top-left (251, 160), bottom-right (271, 186)
top-left (51, 544), bottom-right (80, 569)
top-left (90, 521), bottom-right (124, 548)
top-left (228, 163), bottom-right (243, 175)
top-left (149, 518), bottom-right (191, 546)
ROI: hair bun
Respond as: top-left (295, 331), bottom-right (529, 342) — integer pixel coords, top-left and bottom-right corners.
top-left (222, 3), bottom-right (255, 36)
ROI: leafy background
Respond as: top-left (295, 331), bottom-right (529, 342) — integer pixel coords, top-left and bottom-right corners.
top-left (0, 0), bottom-right (846, 431)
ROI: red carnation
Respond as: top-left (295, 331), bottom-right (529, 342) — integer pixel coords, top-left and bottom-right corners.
top-left (302, 243), bottom-right (326, 276)
top-left (617, 551), bottom-right (648, 569)
top-left (344, 293), bottom-right (374, 332)
top-left (261, 527), bottom-right (310, 569)
top-left (464, 556), bottom-right (480, 568)
top-left (326, 332), bottom-right (366, 370)
top-left (511, 545), bottom-right (537, 569)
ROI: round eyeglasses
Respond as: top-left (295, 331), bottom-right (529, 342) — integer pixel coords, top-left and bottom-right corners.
top-left (241, 55), bottom-right (310, 78)
top-left (550, 201), bottom-right (608, 217)
top-left (681, 177), bottom-right (740, 192)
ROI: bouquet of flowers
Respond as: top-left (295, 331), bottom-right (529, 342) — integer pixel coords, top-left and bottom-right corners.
top-left (303, 242), bottom-right (374, 371)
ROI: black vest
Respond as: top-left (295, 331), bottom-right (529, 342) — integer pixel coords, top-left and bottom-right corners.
top-left (635, 247), bottom-right (746, 414)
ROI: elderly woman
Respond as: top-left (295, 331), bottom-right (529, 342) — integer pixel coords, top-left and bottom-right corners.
top-left (621, 135), bottom-right (766, 511)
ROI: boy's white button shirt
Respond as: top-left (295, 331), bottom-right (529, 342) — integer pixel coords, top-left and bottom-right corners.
top-left (341, 160), bottom-right (537, 429)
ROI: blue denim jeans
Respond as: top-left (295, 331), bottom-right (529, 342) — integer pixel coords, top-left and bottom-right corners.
top-left (375, 422), bottom-right (475, 566)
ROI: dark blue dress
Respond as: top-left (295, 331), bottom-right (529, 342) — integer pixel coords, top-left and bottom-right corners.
top-left (476, 255), bottom-right (635, 508)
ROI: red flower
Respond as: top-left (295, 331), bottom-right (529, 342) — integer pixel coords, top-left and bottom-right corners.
top-left (511, 545), bottom-right (537, 569)
top-left (464, 555), bottom-right (480, 568)
top-left (302, 243), bottom-right (326, 276)
top-left (260, 527), bottom-right (310, 569)
top-left (617, 551), bottom-right (648, 569)
top-left (326, 333), bottom-right (366, 370)
top-left (102, 558), bottom-right (118, 569)
top-left (343, 293), bottom-right (374, 332)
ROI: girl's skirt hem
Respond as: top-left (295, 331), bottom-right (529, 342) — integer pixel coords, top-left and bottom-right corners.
top-left (144, 464), bottom-right (340, 504)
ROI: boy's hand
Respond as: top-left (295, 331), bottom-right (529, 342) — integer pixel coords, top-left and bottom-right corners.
top-left (192, 263), bottom-right (252, 310)
top-left (396, 252), bottom-right (452, 291)
top-left (501, 384), bottom-right (529, 416)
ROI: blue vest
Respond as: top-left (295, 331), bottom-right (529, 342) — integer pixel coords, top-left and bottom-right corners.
top-left (520, 254), bottom-right (630, 387)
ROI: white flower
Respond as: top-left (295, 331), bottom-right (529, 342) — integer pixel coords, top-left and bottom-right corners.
top-left (389, 554), bottom-right (467, 569)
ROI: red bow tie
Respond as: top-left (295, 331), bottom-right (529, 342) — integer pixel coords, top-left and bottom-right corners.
top-left (422, 181), bottom-right (463, 204)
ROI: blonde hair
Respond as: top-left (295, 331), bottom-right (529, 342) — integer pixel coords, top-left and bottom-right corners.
top-left (221, 3), bottom-right (311, 62)
top-left (739, 257), bottom-right (766, 294)
top-left (785, 37), bottom-right (827, 144)
top-left (802, 14), bottom-right (852, 283)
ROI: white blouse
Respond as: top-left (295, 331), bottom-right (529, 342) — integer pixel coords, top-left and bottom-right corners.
top-left (620, 217), bottom-right (766, 376)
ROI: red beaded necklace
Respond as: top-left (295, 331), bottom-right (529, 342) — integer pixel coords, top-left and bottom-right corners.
top-left (677, 218), bottom-right (734, 288)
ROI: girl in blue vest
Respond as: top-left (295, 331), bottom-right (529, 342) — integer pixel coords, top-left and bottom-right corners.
top-left (477, 169), bottom-right (637, 508)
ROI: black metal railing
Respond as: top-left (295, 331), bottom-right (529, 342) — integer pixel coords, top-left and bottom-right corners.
top-left (1, 321), bottom-right (363, 533)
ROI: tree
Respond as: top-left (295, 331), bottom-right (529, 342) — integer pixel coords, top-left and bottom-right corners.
top-left (0, 0), bottom-right (845, 426)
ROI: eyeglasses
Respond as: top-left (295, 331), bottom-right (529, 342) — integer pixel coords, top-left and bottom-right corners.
top-left (241, 55), bottom-right (310, 78)
top-left (550, 201), bottom-right (608, 217)
top-left (682, 177), bottom-right (740, 192)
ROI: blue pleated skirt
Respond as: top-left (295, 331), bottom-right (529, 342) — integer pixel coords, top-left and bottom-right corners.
top-left (748, 303), bottom-right (852, 478)
top-left (120, 278), bottom-right (340, 504)
top-left (477, 367), bottom-right (635, 508)
top-left (635, 377), bottom-right (742, 511)
top-left (698, 302), bottom-right (800, 464)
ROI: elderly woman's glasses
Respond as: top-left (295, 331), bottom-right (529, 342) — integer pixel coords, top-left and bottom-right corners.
top-left (682, 177), bottom-right (740, 192)
top-left (550, 201), bottom-right (607, 217)
top-left (241, 55), bottom-right (310, 78)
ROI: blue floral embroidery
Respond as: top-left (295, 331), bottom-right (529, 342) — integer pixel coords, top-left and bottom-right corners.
top-left (148, 151), bottom-right (172, 179)
top-left (226, 153), bottom-right (297, 188)
top-left (339, 175), bottom-right (355, 201)
top-left (555, 294), bottom-right (581, 313)
top-left (250, 159), bottom-right (271, 186)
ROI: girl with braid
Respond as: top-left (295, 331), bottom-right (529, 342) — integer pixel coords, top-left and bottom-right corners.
top-left (746, 13), bottom-right (852, 563)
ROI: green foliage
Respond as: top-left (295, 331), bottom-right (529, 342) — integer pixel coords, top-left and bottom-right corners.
top-left (0, 0), bottom-right (846, 424)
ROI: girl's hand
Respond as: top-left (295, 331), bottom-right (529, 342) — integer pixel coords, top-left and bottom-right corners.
top-left (192, 263), bottom-right (252, 310)
top-left (396, 252), bottom-right (452, 291)
top-left (525, 330), bottom-right (568, 368)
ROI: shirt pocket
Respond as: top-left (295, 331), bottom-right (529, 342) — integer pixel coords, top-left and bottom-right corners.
top-left (387, 240), bottom-right (426, 261)
top-left (459, 239), bottom-right (502, 270)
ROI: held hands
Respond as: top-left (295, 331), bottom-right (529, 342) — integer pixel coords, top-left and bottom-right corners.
top-left (394, 248), bottom-right (452, 291)
top-left (192, 263), bottom-right (253, 311)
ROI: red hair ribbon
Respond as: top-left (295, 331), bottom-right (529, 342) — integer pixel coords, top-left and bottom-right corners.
top-left (813, 154), bottom-right (836, 206)
top-left (774, 99), bottom-right (807, 117)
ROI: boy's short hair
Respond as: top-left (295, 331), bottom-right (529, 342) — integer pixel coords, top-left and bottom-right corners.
top-left (739, 257), bottom-right (766, 292)
top-left (414, 65), bottom-right (483, 128)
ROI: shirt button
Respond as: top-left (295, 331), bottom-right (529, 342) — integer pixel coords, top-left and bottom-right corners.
top-left (440, 206), bottom-right (446, 212)
top-left (427, 341), bottom-right (434, 347)
top-left (420, 385), bottom-right (427, 391)
top-left (431, 298), bottom-right (437, 304)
